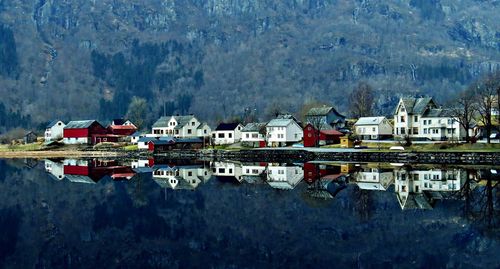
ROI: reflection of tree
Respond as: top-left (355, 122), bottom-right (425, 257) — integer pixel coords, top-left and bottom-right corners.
top-left (455, 169), bottom-right (499, 229)
top-left (351, 186), bottom-right (373, 222)
top-left (131, 173), bottom-right (148, 207)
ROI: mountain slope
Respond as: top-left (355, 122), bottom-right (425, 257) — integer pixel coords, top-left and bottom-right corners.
top-left (0, 0), bottom-right (498, 129)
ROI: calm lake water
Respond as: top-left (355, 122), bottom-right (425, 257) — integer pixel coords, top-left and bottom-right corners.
top-left (0, 158), bottom-right (498, 268)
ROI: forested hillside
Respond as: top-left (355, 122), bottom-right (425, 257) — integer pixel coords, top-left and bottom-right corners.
top-left (0, 0), bottom-right (499, 131)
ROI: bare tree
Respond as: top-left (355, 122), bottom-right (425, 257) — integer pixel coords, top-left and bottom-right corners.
top-left (451, 89), bottom-right (477, 143)
top-left (126, 96), bottom-right (148, 130)
top-left (474, 74), bottom-right (499, 144)
top-left (349, 82), bottom-right (375, 118)
top-left (308, 115), bottom-right (325, 147)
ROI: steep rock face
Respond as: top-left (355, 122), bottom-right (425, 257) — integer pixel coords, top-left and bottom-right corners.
top-left (0, 0), bottom-right (498, 127)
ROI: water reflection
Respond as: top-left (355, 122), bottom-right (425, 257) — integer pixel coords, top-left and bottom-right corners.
top-left (0, 158), bottom-right (497, 268)
top-left (42, 158), bottom-right (499, 214)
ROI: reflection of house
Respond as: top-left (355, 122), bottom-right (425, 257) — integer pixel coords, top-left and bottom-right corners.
top-left (303, 163), bottom-right (342, 183)
top-left (394, 168), bottom-right (465, 210)
top-left (212, 161), bottom-right (243, 183)
top-left (353, 167), bottom-right (394, 191)
top-left (241, 162), bottom-right (267, 183)
top-left (153, 164), bottom-right (211, 190)
top-left (266, 164), bottom-right (304, 189)
top-left (354, 117), bottom-right (393, 140)
top-left (131, 159), bottom-right (154, 168)
top-left (44, 160), bottom-right (65, 180)
top-left (45, 120), bottom-right (65, 142)
top-left (63, 159), bottom-right (110, 183)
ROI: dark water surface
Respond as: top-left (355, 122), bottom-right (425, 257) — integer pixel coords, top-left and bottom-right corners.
top-left (0, 158), bottom-right (499, 268)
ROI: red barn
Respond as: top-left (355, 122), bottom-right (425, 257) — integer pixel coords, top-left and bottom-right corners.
top-left (63, 120), bottom-right (108, 145)
top-left (303, 123), bottom-right (343, 147)
top-left (63, 159), bottom-right (111, 183)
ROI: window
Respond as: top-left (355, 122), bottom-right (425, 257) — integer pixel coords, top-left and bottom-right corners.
top-left (204, 130), bottom-right (207, 134)
top-left (428, 120), bottom-right (432, 125)
top-left (401, 128), bottom-right (406, 135)
top-left (413, 128), bottom-right (419, 135)
top-left (229, 168), bottom-right (233, 173)
top-left (212, 134), bottom-right (216, 138)
top-left (187, 129), bottom-right (192, 134)
top-left (218, 133), bottom-right (225, 138)
top-left (423, 129), bottom-right (428, 134)
top-left (175, 130), bottom-right (179, 135)
top-left (372, 127), bottom-right (376, 132)
top-left (218, 168), bottom-right (225, 173)
top-left (400, 116), bottom-right (405, 122)
top-left (414, 116), bottom-right (418, 122)
top-left (188, 171), bottom-right (193, 176)
top-left (246, 133), bottom-right (250, 138)
top-left (278, 170), bottom-right (284, 175)
top-left (228, 133), bottom-right (232, 138)
top-left (423, 120), bottom-right (427, 125)
top-left (252, 133), bottom-right (258, 138)
top-left (192, 122), bottom-right (195, 126)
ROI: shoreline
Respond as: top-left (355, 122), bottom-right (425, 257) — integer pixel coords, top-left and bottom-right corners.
top-left (0, 148), bottom-right (498, 165)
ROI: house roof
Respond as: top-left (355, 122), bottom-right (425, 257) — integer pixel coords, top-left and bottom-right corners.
top-left (152, 115), bottom-right (196, 129)
top-left (398, 97), bottom-right (435, 115)
top-left (138, 137), bottom-right (157, 143)
top-left (354, 117), bottom-right (387, 126)
top-left (306, 106), bottom-right (346, 118)
top-left (422, 108), bottom-right (454, 118)
top-left (242, 122), bottom-right (267, 132)
top-left (173, 115), bottom-right (195, 129)
top-left (65, 120), bottom-right (101, 129)
top-left (108, 125), bottom-right (137, 130)
top-left (267, 118), bottom-right (296, 127)
top-left (47, 120), bottom-right (64, 128)
top-left (130, 131), bottom-right (142, 137)
top-left (176, 137), bottom-right (203, 143)
top-left (215, 123), bottom-right (241, 131)
top-left (152, 116), bottom-right (170, 128)
top-left (320, 129), bottom-right (343, 136)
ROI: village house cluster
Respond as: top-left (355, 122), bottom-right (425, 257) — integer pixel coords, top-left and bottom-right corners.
top-left (41, 96), bottom-right (495, 150)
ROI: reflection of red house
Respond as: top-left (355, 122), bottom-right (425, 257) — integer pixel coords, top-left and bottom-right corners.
top-left (303, 163), bottom-right (342, 183)
top-left (64, 159), bottom-right (136, 182)
top-left (303, 123), bottom-right (343, 147)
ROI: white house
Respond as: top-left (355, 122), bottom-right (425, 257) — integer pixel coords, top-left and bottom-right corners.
top-left (241, 122), bottom-right (266, 147)
top-left (393, 97), bottom-right (466, 141)
top-left (45, 120), bottom-right (65, 142)
top-left (354, 117), bottom-right (393, 140)
top-left (152, 115), bottom-right (211, 138)
top-left (266, 118), bottom-right (303, 147)
top-left (44, 160), bottom-right (65, 180)
top-left (212, 123), bottom-right (244, 145)
top-left (266, 164), bottom-right (304, 190)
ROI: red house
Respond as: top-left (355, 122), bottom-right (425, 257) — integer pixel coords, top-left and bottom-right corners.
top-left (303, 123), bottom-right (343, 147)
top-left (63, 159), bottom-right (112, 183)
top-left (63, 120), bottom-right (108, 145)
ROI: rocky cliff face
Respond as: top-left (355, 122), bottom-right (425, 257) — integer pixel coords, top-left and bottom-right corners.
top-left (0, 0), bottom-right (498, 126)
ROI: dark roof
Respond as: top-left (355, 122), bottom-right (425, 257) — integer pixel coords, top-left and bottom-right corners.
top-left (176, 137), bottom-right (203, 143)
top-left (152, 115), bottom-right (195, 129)
top-left (138, 137), bottom-right (157, 143)
top-left (242, 123), bottom-right (267, 132)
top-left (422, 108), bottom-right (454, 118)
top-left (397, 97), bottom-right (435, 115)
top-left (306, 106), bottom-right (346, 118)
top-left (216, 123), bottom-right (241, 131)
top-left (65, 120), bottom-right (101, 129)
top-left (47, 120), bottom-right (64, 128)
